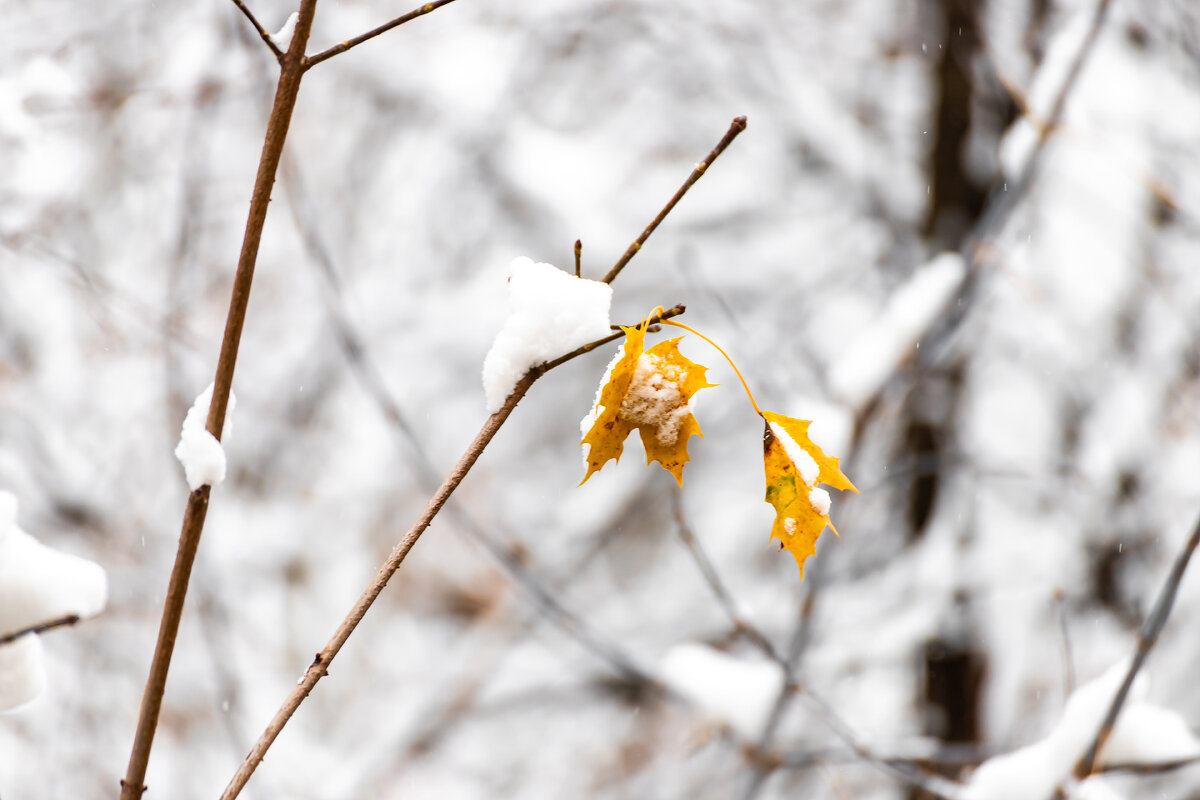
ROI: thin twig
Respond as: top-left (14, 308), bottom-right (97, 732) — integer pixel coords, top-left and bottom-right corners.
top-left (1098, 755), bottom-right (1200, 775)
top-left (278, 157), bottom-right (663, 795)
top-left (120, 5), bottom-right (319, 798)
top-left (218, 368), bottom-right (536, 800)
top-left (0, 614), bottom-right (81, 646)
top-left (574, 239), bottom-right (582, 278)
top-left (1072, 512), bottom-right (1200, 779)
top-left (217, 312), bottom-right (682, 800)
top-left (219, 114), bottom-right (746, 797)
top-left (602, 115), bottom-right (747, 284)
top-left (542, 304), bottom-right (685, 371)
top-left (303, 0), bottom-right (461, 70)
top-left (670, 487), bottom-right (783, 663)
top-left (229, 0), bottom-right (285, 61)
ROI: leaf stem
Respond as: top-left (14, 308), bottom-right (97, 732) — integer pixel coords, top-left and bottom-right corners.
top-left (659, 318), bottom-right (763, 417)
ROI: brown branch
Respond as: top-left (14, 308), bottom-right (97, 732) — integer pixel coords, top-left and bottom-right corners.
top-left (0, 614), bottom-right (81, 647)
top-left (119, 4), bottom-right (319, 798)
top-left (1072, 512), bottom-right (1200, 780)
top-left (216, 304), bottom-right (688, 799)
top-left (541, 304), bottom-right (684, 371)
top-left (229, 0), bottom-right (285, 61)
top-left (218, 116), bottom-right (744, 797)
top-left (574, 239), bottom-right (582, 278)
top-left (602, 115), bottom-right (747, 284)
top-left (218, 368), bottom-right (534, 800)
top-left (303, 0), bottom-right (461, 70)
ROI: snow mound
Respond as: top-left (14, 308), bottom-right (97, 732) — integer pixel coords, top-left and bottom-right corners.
top-left (482, 257), bottom-right (613, 412)
top-left (0, 491), bottom-right (108, 712)
top-left (658, 642), bottom-right (785, 740)
top-left (965, 661), bottom-right (1199, 800)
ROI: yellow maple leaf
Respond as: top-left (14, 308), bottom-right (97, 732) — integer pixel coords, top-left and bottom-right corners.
top-left (761, 411), bottom-right (858, 578)
top-left (581, 328), bottom-right (714, 486)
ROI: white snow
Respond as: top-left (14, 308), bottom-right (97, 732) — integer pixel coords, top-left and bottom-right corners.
top-left (1101, 700), bottom-right (1200, 766)
top-left (964, 661), bottom-right (1200, 800)
top-left (174, 382), bottom-right (237, 491)
top-left (482, 257), bottom-right (613, 412)
top-left (658, 642), bottom-right (785, 740)
top-left (1071, 777), bottom-right (1126, 800)
top-left (0, 491), bottom-right (108, 712)
top-left (827, 252), bottom-right (966, 410)
top-left (271, 12), bottom-right (299, 51)
top-left (620, 352), bottom-right (688, 444)
top-left (808, 486), bottom-right (831, 516)
top-left (768, 421), bottom-right (819, 485)
top-left (0, 635), bottom-right (45, 713)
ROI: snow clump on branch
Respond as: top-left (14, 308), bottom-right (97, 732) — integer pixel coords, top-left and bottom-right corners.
top-left (174, 382), bottom-right (237, 491)
top-left (0, 491), bottom-right (107, 712)
top-left (482, 257), bottom-right (613, 412)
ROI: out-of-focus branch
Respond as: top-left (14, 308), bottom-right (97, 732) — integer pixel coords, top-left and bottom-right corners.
top-left (1071, 512), bottom-right (1200, 780)
top-left (968, 0), bottom-right (1112, 254)
top-left (119, 4), bottom-right (318, 798)
top-left (303, 0), bottom-right (462, 70)
top-left (793, 688), bottom-right (967, 800)
top-left (0, 614), bottom-right (80, 646)
top-left (229, 0), bottom-right (285, 61)
top-left (670, 488), bottom-right (783, 663)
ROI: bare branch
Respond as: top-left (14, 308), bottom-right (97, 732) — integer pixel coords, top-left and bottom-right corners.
top-left (229, 0), bottom-right (285, 61)
top-left (0, 614), bottom-right (81, 647)
top-left (218, 117), bottom-right (746, 797)
top-left (119, 3), bottom-right (319, 798)
top-left (304, 0), bottom-right (462, 70)
top-left (1072, 512), bottom-right (1200, 780)
top-left (602, 115), bottom-right (747, 284)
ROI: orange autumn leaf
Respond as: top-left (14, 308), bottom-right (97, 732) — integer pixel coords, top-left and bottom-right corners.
top-left (761, 411), bottom-right (858, 578)
top-left (581, 328), bottom-right (715, 486)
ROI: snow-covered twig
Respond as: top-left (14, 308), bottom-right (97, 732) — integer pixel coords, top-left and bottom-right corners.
top-left (1071, 512), bottom-right (1200, 780)
top-left (303, 0), bottom-right (463, 70)
top-left (228, 0), bottom-right (285, 60)
top-left (120, 3), bottom-right (320, 797)
top-left (0, 614), bottom-right (81, 647)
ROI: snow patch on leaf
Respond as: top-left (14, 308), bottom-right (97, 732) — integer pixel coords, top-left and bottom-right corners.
top-left (580, 330), bottom-right (714, 486)
top-left (761, 411), bottom-right (857, 578)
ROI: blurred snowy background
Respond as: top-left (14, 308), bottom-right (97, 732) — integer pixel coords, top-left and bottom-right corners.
top-left (4, 0), bottom-right (1200, 797)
